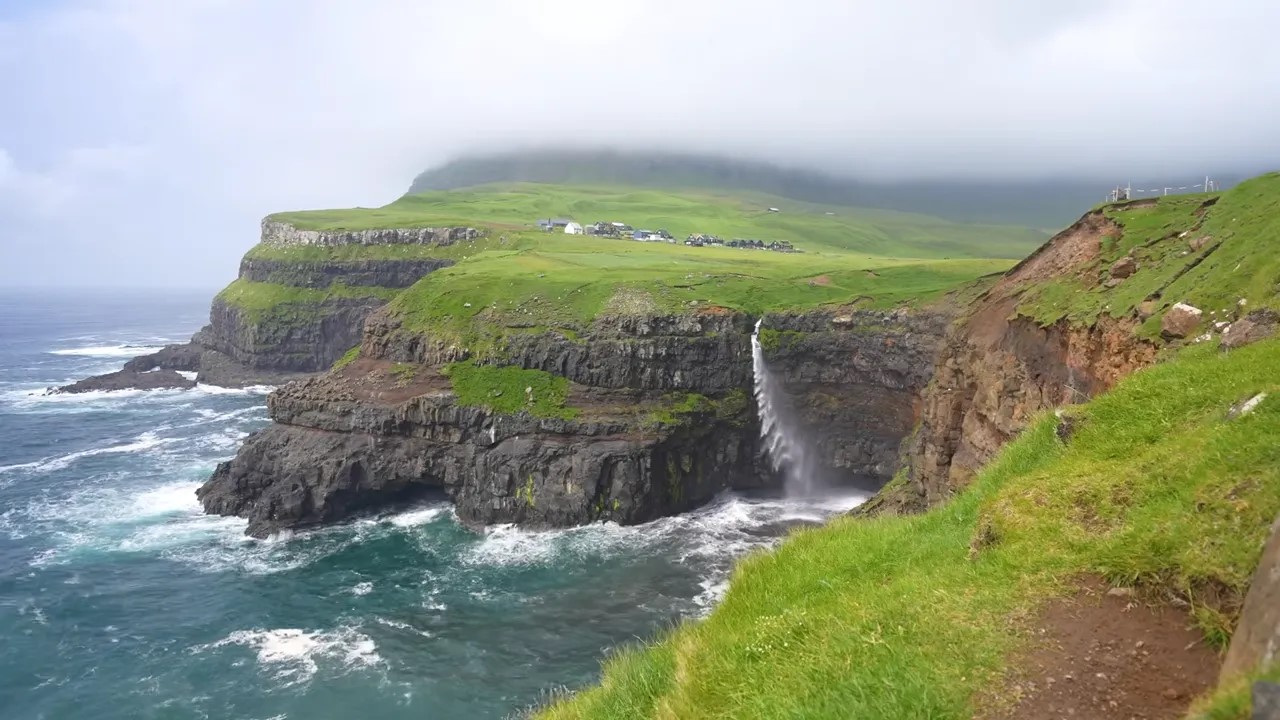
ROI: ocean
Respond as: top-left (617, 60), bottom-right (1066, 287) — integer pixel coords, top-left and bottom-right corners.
top-left (0, 288), bottom-right (864, 719)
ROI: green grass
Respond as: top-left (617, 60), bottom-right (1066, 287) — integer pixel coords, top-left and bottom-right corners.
top-left (540, 338), bottom-right (1280, 719)
top-left (332, 346), bottom-right (360, 371)
top-left (269, 183), bottom-right (1046, 260)
top-left (1016, 172), bottom-right (1280, 335)
top-left (241, 183), bottom-right (1039, 350)
top-left (643, 392), bottom-right (713, 429)
top-left (382, 232), bottom-right (1012, 355)
top-left (215, 278), bottom-right (399, 322)
top-left (1189, 663), bottom-right (1280, 719)
top-left (443, 360), bottom-right (578, 420)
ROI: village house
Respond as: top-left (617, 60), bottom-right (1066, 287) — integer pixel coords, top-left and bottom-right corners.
top-left (564, 222), bottom-right (584, 235)
top-left (538, 217), bottom-right (573, 231)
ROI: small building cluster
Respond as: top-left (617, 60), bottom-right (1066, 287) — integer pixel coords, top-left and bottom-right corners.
top-left (537, 217), bottom-right (797, 252)
top-left (686, 235), bottom-right (796, 252)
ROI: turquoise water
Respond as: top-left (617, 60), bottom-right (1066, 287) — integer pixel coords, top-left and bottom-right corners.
top-left (0, 289), bottom-right (864, 719)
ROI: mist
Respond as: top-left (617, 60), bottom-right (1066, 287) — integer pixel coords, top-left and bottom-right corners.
top-left (1, 0), bottom-right (1278, 287)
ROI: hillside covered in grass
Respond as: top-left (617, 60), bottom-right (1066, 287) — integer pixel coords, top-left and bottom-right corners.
top-left (403, 149), bottom-right (1146, 229)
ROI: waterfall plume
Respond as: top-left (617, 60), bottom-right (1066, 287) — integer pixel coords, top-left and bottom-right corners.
top-left (751, 319), bottom-right (821, 496)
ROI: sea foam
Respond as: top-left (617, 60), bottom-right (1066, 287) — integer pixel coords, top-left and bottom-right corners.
top-left (196, 627), bottom-right (382, 687)
top-left (47, 344), bottom-right (165, 358)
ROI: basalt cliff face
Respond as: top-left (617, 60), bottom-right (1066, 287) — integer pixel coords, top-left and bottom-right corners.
top-left (67, 220), bottom-right (479, 391)
top-left (198, 307), bottom-right (951, 537)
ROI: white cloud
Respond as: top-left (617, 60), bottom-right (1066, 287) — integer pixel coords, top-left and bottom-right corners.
top-left (1, 0), bottom-right (1278, 286)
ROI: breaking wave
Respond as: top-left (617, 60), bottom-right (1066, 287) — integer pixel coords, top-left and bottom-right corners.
top-left (194, 627), bottom-right (382, 687)
top-left (47, 344), bottom-right (165, 358)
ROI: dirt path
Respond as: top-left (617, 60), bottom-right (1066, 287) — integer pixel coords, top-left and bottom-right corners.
top-left (983, 578), bottom-right (1220, 719)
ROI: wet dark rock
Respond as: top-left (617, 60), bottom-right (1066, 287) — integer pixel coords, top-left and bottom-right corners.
top-left (199, 306), bottom-right (952, 536)
top-left (50, 368), bottom-right (195, 394)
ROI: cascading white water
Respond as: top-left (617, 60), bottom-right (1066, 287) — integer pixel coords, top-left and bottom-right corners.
top-left (751, 319), bottom-right (820, 497)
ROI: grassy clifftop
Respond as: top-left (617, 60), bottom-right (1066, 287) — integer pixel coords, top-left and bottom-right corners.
top-left (233, 184), bottom-right (1044, 334)
top-left (268, 184), bottom-right (1046, 258)
top-left (540, 338), bottom-right (1280, 719)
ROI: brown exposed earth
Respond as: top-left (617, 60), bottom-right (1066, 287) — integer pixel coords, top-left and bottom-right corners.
top-left (981, 578), bottom-right (1220, 720)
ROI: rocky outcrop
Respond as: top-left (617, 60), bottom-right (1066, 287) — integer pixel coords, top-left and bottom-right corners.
top-left (238, 257), bottom-right (454, 288)
top-left (50, 368), bottom-right (195, 394)
top-left (260, 220), bottom-right (481, 248)
top-left (1223, 309), bottom-right (1279, 351)
top-left (199, 304), bottom-right (950, 536)
top-left (899, 210), bottom-right (1160, 507)
top-left (198, 360), bottom-right (758, 537)
top-left (66, 220), bottom-right (478, 389)
top-left (198, 296), bottom-right (383, 374)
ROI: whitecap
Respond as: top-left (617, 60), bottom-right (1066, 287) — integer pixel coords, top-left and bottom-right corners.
top-left (47, 344), bottom-right (164, 358)
top-left (4, 431), bottom-right (172, 475)
top-left (374, 617), bottom-right (432, 638)
top-left (194, 627), bottom-right (381, 687)
top-left (194, 384), bottom-right (275, 396)
top-left (129, 482), bottom-right (202, 518)
top-left (349, 582), bottom-right (374, 596)
top-left (386, 505), bottom-right (448, 528)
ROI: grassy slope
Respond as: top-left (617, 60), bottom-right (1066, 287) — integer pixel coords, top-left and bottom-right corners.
top-left (540, 339), bottom-right (1280, 720)
top-left (214, 278), bottom-right (399, 322)
top-left (1017, 172), bottom-right (1280, 336)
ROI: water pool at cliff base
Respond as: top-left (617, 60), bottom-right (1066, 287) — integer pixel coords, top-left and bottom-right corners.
top-left (0, 289), bottom-right (866, 719)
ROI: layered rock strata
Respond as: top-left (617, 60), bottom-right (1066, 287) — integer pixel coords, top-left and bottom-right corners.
top-left (199, 307), bottom-right (950, 537)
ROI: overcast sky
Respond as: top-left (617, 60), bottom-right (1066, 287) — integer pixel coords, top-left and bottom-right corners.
top-left (2, 0), bottom-right (1278, 288)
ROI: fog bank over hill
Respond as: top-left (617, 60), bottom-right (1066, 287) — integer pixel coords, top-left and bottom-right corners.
top-left (3, 1), bottom-right (1278, 286)
top-left (409, 150), bottom-right (1256, 228)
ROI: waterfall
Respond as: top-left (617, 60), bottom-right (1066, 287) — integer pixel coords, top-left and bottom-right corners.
top-left (751, 319), bottom-right (820, 497)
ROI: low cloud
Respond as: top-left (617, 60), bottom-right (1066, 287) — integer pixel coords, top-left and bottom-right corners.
top-left (1, 0), bottom-right (1277, 286)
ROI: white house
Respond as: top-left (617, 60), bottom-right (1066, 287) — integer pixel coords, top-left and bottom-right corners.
top-left (564, 222), bottom-right (584, 235)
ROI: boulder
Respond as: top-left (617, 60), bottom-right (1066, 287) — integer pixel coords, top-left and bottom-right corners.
top-left (1189, 235), bottom-right (1211, 251)
top-left (1109, 255), bottom-right (1138, 279)
top-left (1137, 300), bottom-right (1158, 320)
top-left (50, 369), bottom-right (195, 394)
top-left (1220, 514), bottom-right (1280, 682)
top-left (1161, 303), bottom-right (1203, 339)
top-left (1222, 309), bottom-right (1280, 351)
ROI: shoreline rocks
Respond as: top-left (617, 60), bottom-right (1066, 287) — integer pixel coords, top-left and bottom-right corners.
top-left (49, 368), bottom-right (195, 394)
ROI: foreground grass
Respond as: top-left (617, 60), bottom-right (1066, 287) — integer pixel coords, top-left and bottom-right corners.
top-left (541, 339), bottom-right (1280, 719)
